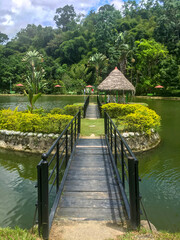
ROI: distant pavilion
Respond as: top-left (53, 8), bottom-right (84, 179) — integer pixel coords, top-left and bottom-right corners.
top-left (97, 67), bottom-right (135, 103)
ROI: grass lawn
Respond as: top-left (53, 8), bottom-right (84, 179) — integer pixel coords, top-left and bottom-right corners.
top-left (81, 118), bottom-right (124, 136)
top-left (115, 228), bottom-right (180, 240)
top-left (81, 118), bottom-right (104, 136)
top-left (0, 227), bottom-right (39, 240)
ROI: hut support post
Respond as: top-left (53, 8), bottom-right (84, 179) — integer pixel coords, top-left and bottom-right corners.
top-left (126, 93), bottom-right (128, 103)
top-left (116, 91), bottom-right (118, 103)
top-left (105, 92), bottom-right (107, 104)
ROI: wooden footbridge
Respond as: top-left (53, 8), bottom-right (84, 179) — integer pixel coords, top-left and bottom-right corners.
top-left (36, 96), bottom-right (141, 239)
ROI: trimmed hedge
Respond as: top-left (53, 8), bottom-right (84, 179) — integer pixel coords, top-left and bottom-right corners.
top-left (50, 104), bottom-right (83, 116)
top-left (101, 103), bottom-right (161, 135)
top-left (101, 103), bottom-right (145, 118)
top-left (0, 109), bottom-right (73, 134)
top-left (63, 104), bottom-right (81, 116)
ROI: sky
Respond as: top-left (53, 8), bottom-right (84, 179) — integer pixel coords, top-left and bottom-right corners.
top-left (0, 0), bottom-right (125, 39)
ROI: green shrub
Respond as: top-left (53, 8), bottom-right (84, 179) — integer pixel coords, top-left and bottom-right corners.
top-left (120, 111), bottom-right (161, 135)
top-left (40, 114), bottom-right (73, 133)
top-left (32, 107), bottom-right (46, 115)
top-left (63, 104), bottom-right (81, 116)
top-left (101, 103), bottom-right (144, 118)
top-left (0, 109), bottom-right (73, 134)
top-left (101, 103), bottom-right (121, 117)
top-left (101, 103), bottom-right (161, 135)
top-left (73, 103), bottom-right (84, 108)
top-left (50, 108), bottom-right (64, 115)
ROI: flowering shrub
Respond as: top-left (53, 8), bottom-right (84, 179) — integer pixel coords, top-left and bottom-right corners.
top-left (0, 109), bottom-right (73, 134)
top-left (102, 103), bottom-right (161, 135)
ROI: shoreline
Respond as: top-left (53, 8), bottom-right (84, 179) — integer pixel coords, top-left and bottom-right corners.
top-left (135, 96), bottom-right (180, 101)
top-left (0, 94), bottom-right (180, 100)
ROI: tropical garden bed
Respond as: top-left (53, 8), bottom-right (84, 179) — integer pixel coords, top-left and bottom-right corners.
top-left (0, 104), bottom-right (82, 152)
top-left (101, 103), bottom-right (161, 152)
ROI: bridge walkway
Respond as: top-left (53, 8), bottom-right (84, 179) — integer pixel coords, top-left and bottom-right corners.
top-left (85, 103), bottom-right (100, 119)
top-left (54, 137), bottom-right (127, 223)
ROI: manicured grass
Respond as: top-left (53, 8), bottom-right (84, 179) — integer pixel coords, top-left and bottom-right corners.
top-left (81, 118), bottom-right (104, 136)
top-left (111, 228), bottom-right (180, 240)
top-left (81, 118), bottom-right (124, 136)
top-left (0, 227), bottom-right (39, 240)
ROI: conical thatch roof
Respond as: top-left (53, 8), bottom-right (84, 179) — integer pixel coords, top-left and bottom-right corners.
top-left (98, 67), bottom-right (135, 92)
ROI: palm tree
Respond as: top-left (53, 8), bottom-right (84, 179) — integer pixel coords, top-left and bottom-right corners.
top-left (89, 53), bottom-right (108, 84)
top-left (115, 32), bottom-right (134, 75)
top-left (22, 50), bottom-right (46, 112)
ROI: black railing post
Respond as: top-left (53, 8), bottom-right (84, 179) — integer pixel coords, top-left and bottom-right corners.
top-left (75, 117), bottom-right (77, 141)
top-left (83, 107), bottom-right (86, 118)
top-left (66, 130), bottom-right (68, 167)
top-left (37, 162), bottom-right (42, 237)
top-left (83, 96), bottom-right (89, 118)
top-left (71, 122), bottom-right (73, 152)
top-left (128, 156), bottom-right (140, 229)
top-left (107, 117), bottom-right (109, 140)
top-left (110, 122), bottom-right (113, 151)
top-left (78, 110), bottom-right (81, 134)
top-left (104, 111), bottom-right (107, 135)
top-left (114, 129), bottom-right (117, 166)
top-left (121, 140), bottom-right (125, 188)
top-left (56, 143), bottom-right (59, 192)
top-left (97, 95), bottom-right (102, 118)
top-left (41, 153), bottom-right (49, 240)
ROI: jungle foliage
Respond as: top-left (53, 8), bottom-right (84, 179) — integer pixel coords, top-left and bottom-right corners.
top-left (0, 0), bottom-right (179, 95)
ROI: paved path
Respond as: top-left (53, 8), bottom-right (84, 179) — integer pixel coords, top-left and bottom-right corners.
top-left (54, 137), bottom-right (126, 223)
top-left (85, 104), bottom-right (100, 119)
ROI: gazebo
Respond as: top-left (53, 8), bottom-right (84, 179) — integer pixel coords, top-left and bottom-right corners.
top-left (97, 67), bottom-right (135, 103)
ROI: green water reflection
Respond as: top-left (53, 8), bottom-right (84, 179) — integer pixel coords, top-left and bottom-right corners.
top-left (0, 95), bottom-right (96, 111)
top-left (0, 149), bottom-right (40, 229)
top-left (135, 98), bottom-right (180, 232)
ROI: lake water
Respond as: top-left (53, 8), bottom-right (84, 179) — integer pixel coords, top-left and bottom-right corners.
top-left (0, 95), bottom-right (88, 111)
top-left (0, 95), bottom-right (179, 232)
top-left (135, 98), bottom-right (180, 232)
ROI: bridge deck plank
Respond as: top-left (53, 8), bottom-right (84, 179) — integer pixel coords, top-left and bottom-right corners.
top-left (54, 137), bottom-right (127, 223)
top-left (85, 104), bottom-right (100, 119)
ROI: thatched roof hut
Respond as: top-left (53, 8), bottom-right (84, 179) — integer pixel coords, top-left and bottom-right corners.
top-left (98, 67), bottom-right (135, 92)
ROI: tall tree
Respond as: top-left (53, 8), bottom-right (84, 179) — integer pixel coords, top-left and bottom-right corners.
top-left (115, 32), bottom-right (134, 74)
top-left (54, 5), bottom-right (77, 31)
top-left (154, 0), bottom-right (180, 55)
top-left (135, 39), bottom-right (168, 91)
top-left (95, 4), bottom-right (121, 55)
top-left (0, 32), bottom-right (9, 44)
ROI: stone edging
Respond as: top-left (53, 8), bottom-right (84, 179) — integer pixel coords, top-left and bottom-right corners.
top-left (0, 129), bottom-right (160, 153)
top-left (121, 131), bottom-right (161, 152)
top-left (0, 130), bottom-right (59, 153)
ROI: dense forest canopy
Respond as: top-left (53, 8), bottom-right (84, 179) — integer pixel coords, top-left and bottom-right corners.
top-left (0, 0), bottom-right (179, 95)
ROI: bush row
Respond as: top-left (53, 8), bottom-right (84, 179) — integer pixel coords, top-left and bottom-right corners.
top-left (101, 103), bottom-right (161, 135)
top-left (0, 108), bottom-right (73, 134)
top-left (50, 104), bottom-right (83, 116)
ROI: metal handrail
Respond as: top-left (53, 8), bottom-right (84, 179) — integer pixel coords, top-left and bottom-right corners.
top-left (36, 110), bottom-right (81, 239)
top-left (104, 110), bottom-right (140, 229)
top-left (97, 95), bottom-right (102, 118)
top-left (83, 95), bottom-right (89, 118)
